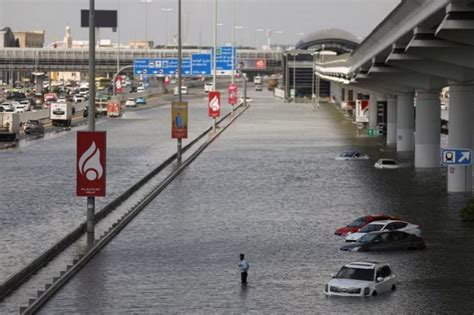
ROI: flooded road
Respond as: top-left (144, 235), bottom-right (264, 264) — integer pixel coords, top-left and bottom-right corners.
top-left (7, 89), bottom-right (474, 313)
top-left (0, 88), bottom-right (231, 284)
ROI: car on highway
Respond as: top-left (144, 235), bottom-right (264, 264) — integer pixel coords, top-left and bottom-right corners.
top-left (1, 103), bottom-right (17, 113)
top-left (135, 97), bottom-right (146, 105)
top-left (73, 95), bottom-right (84, 103)
top-left (345, 220), bottom-right (421, 242)
top-left (19, 100), bottom-right (32, 112)
top-left (335, 215), bottom-right (398, 236)
top-left (24, 120), bottom-right (44, 135)
top-left (375, 158), bottom-right (399, 169)
top-left (335, 151), bottom-right (369, 161)
top-left (340, 230), bottom-right (426, 252)
top-left (325, 261), bottom-right (396, 297)
top-left (137, 86), bottom-right (145, 93)
top-left (174, 86), bottom-right (188, 96)
top-left (125, 98), bottom-right (137, 107)
top-left (204, 82), bottom-right (213, 93)
top-left (130, 86), bottom-right (137, 93)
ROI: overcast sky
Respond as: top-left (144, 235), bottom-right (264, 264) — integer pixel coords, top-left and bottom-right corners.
top-left (0, 0), bottom-right (400, 47)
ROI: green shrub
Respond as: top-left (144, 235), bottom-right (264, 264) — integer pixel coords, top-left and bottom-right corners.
top-left (461, 199), bottom-right (474, 222)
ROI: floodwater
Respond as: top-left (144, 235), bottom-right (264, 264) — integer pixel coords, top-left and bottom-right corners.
top-left (0, 89), bottom-right (230, 284)
top-left (9, 89), bottom-right (474, 313)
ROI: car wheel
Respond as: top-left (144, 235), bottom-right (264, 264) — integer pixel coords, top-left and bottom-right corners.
top-left (391, 284), bottom-right (396, 291)
top-left (372, 290), bottom-right (377, 296)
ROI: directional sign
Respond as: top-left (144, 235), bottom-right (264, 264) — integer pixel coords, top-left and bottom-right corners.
top-left (212, 46), bottom-right (236, 75)
top-left (134, 58), bottom-right (191, 76)
top-left (191, 54), bottom-right (212, 75)
top-left (441, 148), bottom-right (472, 165)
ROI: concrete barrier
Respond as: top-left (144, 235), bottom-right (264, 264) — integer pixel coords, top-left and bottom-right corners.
top-left (274, 88), bottom-right (285, 99)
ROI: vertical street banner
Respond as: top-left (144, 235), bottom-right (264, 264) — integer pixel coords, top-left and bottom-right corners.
top-left (208, 91), bottom-right (221, 118)
top-left (171, 102), bottom-right (188, 139)
top-left (77, 131), bottom-right (106, 197)
top-left (228, 84), bottom-right (238, 105)
top-left (115, 76), bottom-right (123, 94)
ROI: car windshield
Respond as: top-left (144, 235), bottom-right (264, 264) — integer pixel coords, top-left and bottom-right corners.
top-left (335, 266), bottom-right (374, 281)
top-left (348, 217), bottom-right (366, 227)
top-left (340, 152), bottom-right (352, 157)
top-left (360, 224), bottom-right (384, 233)
top-left (358, 233), bottom-right (379, 243)
top-left (382, 160), bottom-right (397, 165)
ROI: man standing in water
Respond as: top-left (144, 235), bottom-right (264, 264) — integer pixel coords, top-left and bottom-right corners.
top-left (239, 254), bottom-right (249, 284)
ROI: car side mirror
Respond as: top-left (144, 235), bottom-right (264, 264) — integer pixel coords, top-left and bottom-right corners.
top-left (376, 277), bottom-right (384, 283)
top-left (331, 273), bottom-right (335, 278)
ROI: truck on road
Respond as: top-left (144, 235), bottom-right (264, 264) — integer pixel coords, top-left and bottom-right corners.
top-left (50, 102), bottom-right (73, 126)
top-left (95, 94), bottom-right (111, 115)
top-left (107, 101), bottom-right (121, 117)
top-left (0, 112), bottom-right (20, 141)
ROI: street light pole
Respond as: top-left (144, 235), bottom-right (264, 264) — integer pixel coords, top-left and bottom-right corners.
top-left (161, 8), bottom-right (173, 47)
top-left (177, 0), bottom-right (183, 163)
top-left (231, 0), bottom-right (235, 85)
top-left (213, 0), bottom-right (217, 91)
top-left (291, 53), bottom-right (297, 102)
top-left (87, 0), bottom-right (96, 247)
top-left (312, 52), bottom-right (315, 110)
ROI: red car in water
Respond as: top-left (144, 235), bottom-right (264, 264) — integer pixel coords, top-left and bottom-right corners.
top-left (335, 215), bottom-right (398, 236)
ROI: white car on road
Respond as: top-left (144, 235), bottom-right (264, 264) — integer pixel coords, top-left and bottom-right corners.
top-left (125, 98), bottom-right (137, 107)
top-left (374, 158), bottom-right (399, 169)
top-left (335, 151), bottom-right (369, 161)
top-left (345, 220), bottom-right (421, 242)
top-left (137, 86), bottom-right (145, 93)
top-left (325, 261), bottom-right (396, 297)
top-left (204, 82), bottom-right (213, 93)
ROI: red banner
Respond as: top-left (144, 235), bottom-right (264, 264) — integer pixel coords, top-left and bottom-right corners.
top-left (77, 131), bottom-right (106, 197)
top-left (208, 91), bottom-right (221, 118)
top-left (115, 76), bottom-right (123, 94)
top-left (228, 84), bottom-right (238, 105)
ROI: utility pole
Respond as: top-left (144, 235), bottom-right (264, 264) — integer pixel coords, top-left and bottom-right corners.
top-left (87, 0), bottom-right (96, 247)
top-left (212, 0), bottom-right (217, 131)
top-left (177, 0), bottom-right (183, 163)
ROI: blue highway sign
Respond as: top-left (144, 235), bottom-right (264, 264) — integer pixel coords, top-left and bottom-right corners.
top-left (134, 58), bottom-right (191, 76)
top-left (212, 46), bottom-right (236, 74)
top-left (441, 148), bottom-right (472, 166)
top-left (191, 54), bottom-right (212, 75)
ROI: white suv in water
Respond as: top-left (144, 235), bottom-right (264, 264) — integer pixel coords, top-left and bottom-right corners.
top-left (325, 261), bottom-right (396, 297)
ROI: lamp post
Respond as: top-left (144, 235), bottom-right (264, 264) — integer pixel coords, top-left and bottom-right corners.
top-left (161, 8), bottom-right (173, 47)
top-left (311, 51), bottom-right (317, 110)
top-left (213, 0), bottom-right (217, 91)
top-left (231, 0), bottom-right (235, 85)
top-left (139, 0), bottom-right (152, 49)
top-left (177, 0), bottom-right (182, 162)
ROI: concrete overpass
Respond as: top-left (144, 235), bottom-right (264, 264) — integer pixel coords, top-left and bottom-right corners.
top-left (316, 0), bottom-right (474, 193)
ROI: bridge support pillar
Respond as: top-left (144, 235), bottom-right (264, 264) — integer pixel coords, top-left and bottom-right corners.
top-left (415, 91), bottom-right (441, 168)
top-left (447, 84), bottom-right (474, 192)
top-left (369, 95), bottom-right (377, 130)
top-left (396, 93), bottom-right (415, 152)
top-left (387, 96), bottom-right (397, 145)
top-left (35, 75), bottom-right (44, 93)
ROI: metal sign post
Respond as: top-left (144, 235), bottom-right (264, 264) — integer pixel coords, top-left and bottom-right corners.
top-left (177, 0), bottom-right (183, 163)
top-left (87, 0), bottom-right (96, 247)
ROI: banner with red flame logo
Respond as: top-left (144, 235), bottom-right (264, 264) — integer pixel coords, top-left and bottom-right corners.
top-left (208, 91), bottom-right (221, 118)
top-left (228, 84), bottom-right (238, 105)
top-left (77, 131), bottom-right (106, 197)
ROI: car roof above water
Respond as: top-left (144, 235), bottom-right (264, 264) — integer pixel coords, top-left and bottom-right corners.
top-left (345, 261), bottom-right (385, 269)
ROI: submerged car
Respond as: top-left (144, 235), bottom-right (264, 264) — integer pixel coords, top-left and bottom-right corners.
top-left (135, 96), bottom-right (146, 105)
top-left (24, 120), bottom-right (44, 135)
top-left (325, 261), bottom-right (396, 297)
top-left (345, 220), bottom-right (421, 242)
top-left (375, 159), bottom-right (399, 169)
top-left (335, 151), bottom-right (369, 161)
top-left (335, 215), bottom-right (398, 236)
top-left (340, 231), bottom-right (426, 252)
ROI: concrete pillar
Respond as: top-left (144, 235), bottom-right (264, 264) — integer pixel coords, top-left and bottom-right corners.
top-left (35, 76), bottom-right (44, 93)
top-left (414, 91), bottom-right (441, 168)
top-left (369, 95), bottom-right (378, 130)
top-left (396, 93), bottom-right (415, 152)
top-left (387, 96), bottom-right (398, 145)
top-left (447, 85), bottom-right (474, 192)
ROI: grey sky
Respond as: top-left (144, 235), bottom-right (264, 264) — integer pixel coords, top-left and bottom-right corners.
top-left (0, 0), bottom-right (400, 47)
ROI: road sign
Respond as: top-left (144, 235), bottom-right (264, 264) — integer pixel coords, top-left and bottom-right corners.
top-left (77, 131), bottom-right (106, 197)
top-left (212, 46), bottom-right (236, 75)
top-left (171, 102), bottom-right (188, 139)
top-left (441, 148), bottom-right (472, 165)
top-left (208, 91), bottom-right (221, 118)
top-left (228, 84), bottom-right (238, 105)
top-left (134, 58), bottom-right (191, 75)
top-left (191, 53), bottom-right (212, 75)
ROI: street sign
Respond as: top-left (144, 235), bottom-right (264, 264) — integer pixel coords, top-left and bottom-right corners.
top-left (441, 148), bottom-right (472, 165)
top-left (208, 91), bottom-right (221, 118)
top-left (77, 131), bottom-right (106, 197)
top-left (134, 58), bottom-right (191, 75)
top-left (171, 102), bottom-right (188, 139)
top-left (228, 84), bottom-right (238, 105)
top-left (213, 46), bottom-right (236, 75)
top-left (191, 53), bottom-right (212, 75)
